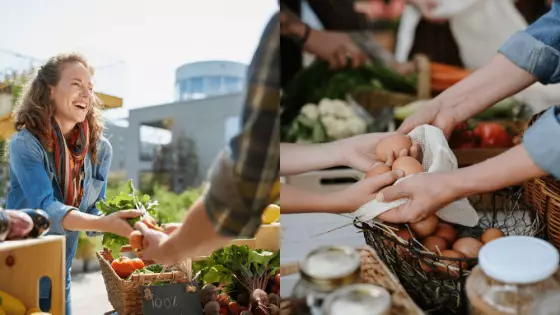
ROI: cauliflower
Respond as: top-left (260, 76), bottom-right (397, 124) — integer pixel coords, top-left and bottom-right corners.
top-left (345, 116), bottom-right (368, 135)
top-left (331, 99), bottom-right (354, 119)
top-left (318, 98), bottom-right (337, 116)
top-left (300, 103), bottom-right (319, 120)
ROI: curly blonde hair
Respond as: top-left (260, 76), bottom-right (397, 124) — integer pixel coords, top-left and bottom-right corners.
top-left (12, 53), bottom-right (105, 163)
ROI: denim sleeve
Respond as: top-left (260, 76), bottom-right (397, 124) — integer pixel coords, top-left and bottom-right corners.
top-left (86, 140), bottom-right (113, 237)
top-left (9, 136), bottom-right (75, 235)
top-left (498, 2), bottom-right (560, 84)
top-left (523, 106), bottom-right (560, 179)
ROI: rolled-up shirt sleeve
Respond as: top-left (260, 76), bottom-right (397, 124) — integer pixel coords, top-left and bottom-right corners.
top-left (523, 106), bottom-right (560, 179)
top-left (204, 13), bottom-right (280, 238)
top-left (498, 2), bottom-right (560, 84)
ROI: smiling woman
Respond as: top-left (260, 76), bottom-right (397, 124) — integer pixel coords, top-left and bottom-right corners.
top-left (6, 53), bottom-right (143, 315)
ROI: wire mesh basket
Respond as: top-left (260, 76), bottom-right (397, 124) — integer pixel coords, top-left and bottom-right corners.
top-left (354, 187), bottom-right (545, 315)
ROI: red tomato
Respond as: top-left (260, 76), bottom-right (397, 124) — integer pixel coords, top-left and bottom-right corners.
top-left (473, 122), bottom-right (513, 148)
top-left (130, 258), bottom-right (145, 270)
top-left (450, 129), bottom-right (478, 149)
top-left (111, 257), bottom-right (136, 278)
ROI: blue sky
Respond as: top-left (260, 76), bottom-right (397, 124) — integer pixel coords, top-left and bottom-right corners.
top-left (0, 0), bottom-right (278, 118)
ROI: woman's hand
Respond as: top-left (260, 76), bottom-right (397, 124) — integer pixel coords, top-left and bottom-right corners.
top-left (339, 133), bottom-right (422, 171)
top-left (97, 210), bottom-right (142, 238)
top-left (376, 172), bottom-right (459, 223)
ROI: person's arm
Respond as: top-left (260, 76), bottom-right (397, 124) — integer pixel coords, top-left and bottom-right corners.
top-left (280, 142), bottom-right (342, 176)
top-left (9, 134), bottom-right (135, 236)
top-left (280, 184), bottom-right (342, 214)
top-left (449, 144), bottom-right (548, 198)
top-left (155, 13), bottom-right (281, 260)
top-left (434, 54), bottom-right (537, 125)
top-left (9, 135), bottom-right (100, 234)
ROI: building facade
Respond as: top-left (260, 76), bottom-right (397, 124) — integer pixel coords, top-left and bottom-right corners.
top-left (175, 60), bottom-right (247, 101)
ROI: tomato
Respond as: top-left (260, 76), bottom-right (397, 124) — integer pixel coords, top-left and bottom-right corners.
top-left (111, 257), bottom-right (136, 278)
top-left (450, 129), bottom-right (478, 149)
top-left (219, 307), bottom-right (229, 315)
top-left (130, 258), bottom-right (145, 270)
top-left (129, 230), bottom-right (144, 251)
top-left (473, 122), bottom-right (513, 148)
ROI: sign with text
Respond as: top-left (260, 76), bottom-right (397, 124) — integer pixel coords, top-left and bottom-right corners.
top-left (141, 283), bottom-right (203, 315)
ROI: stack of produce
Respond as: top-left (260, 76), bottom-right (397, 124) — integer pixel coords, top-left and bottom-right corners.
top-left (193, 245), bottom-right (280, 315)
top-left (282, 98), bottom-right (368, 143)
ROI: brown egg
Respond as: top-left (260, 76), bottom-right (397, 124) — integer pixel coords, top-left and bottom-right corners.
top-left (392, 156), bottom-right (424, 176)
top-left (375, 134), bottom-right (412, 162)
top-left (395, 228), bottom-right (415, 262)
top-left (410, 215), bottom-right (439, 239)
top-left (452, 237), bottom-right (483, 258)
top-left (433, 223), bottom-right (458, 246)
top-left (437, 250), bottom-right (468, 278)
top-left (395, 228), bottom-right (415, 242)
top-left (365, 164), bottom-right (392, 178)
top-left (422, 236), bottom-right (448, 253)
top-left (481, 228), bottom-right (505, 244)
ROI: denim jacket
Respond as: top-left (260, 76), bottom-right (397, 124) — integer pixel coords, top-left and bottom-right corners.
top-left (499, 1), bottom-right (560, 179)
top-left (6, 128), bottom-right (112, 288)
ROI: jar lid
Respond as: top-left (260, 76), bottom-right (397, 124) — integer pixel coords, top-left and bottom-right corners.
top-left (479, 236), bottom-right (559, 284)
top-left (299, 246), bottom-right (361, 290)
top-left (322, 284), bottom-right (392, 315)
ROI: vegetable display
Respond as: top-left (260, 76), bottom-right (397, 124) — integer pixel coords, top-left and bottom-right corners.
top-left (283, 98), bottom-right (368, 143)
top-left (193, 245), bottom-right (280, 315)
top-left (281, 60), bottom-right (418, 140)
top-left (96, 180), bottom-right (162, 259)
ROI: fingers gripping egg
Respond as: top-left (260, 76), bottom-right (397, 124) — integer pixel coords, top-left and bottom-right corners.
top-left (392, 156), bottom-right (424, 176)
top-left (365, 164), bottom-right (392, 178)
top-left (375, 134), bottom-right (412, 162)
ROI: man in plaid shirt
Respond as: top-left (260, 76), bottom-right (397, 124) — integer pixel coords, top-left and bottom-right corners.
top-left (136, 13), bottom-right (281, 264)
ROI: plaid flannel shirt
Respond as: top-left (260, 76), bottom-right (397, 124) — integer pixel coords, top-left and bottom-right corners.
top-left (204, 12), bottom-right (280, 238)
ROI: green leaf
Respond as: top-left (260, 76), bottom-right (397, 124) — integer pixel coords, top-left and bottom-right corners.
top-left (203, 265), bottom-right (233, 284)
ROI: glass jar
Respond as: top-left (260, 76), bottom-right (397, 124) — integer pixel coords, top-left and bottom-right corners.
top-left (291, 245), bottom-right (362, 315)
top-left (466, 236), bottom-right (560, 315)
top-left (321, 284), bottom-right (392, 315)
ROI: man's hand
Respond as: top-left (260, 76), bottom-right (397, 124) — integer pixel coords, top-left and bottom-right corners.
top-left (305, 30), bottom-right (369, 69)
top-left (135, 221), bottom-right (178, 265)
top-left (376, 172), bottom-right (459, 223)
top-left (339, 133), bottom-right (422, 172)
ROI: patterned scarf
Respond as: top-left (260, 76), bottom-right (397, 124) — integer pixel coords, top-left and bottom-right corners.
top-left (52, 119), bottom-right (90, 207)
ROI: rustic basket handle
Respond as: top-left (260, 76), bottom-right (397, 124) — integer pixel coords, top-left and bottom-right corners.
top-left (540, 184), bottom-right (560, 207)
top-left (413, 54), bottom-right (431, 100)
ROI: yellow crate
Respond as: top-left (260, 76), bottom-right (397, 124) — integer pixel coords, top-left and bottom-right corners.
top-left (0, 235), bottom-right (66, 315)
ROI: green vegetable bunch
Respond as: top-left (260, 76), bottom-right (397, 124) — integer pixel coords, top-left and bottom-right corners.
top-left (193, 245), bottom-right (280, 297)
top-left (96, 179), bottom-right (159, 258)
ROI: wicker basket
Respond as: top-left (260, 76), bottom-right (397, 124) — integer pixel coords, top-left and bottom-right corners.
top-left (279, 246), bottom-right (424, 315)
top-left (520, 108), bottom-right (560, 250)
top-left (350, 54), bottom-right (432, 116)
top-left (97, 249), bottom-right (191, 315)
